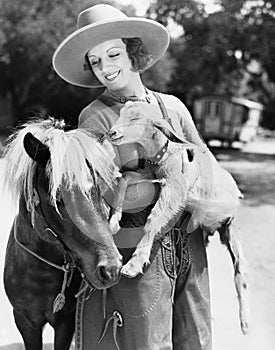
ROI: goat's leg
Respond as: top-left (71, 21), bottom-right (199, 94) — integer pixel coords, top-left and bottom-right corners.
top-left (122, 182), bottom-right (185, 278)
top-left (13, 310), bottom-right (43, 350)
top-left (121, 231), bottom-right (155, 278)
top-left (145, 180), bottom-right (187, 237)
top-left (109, 176), bottom-right (129, 234)
top-left (218, 219), bottom-right (249, 334)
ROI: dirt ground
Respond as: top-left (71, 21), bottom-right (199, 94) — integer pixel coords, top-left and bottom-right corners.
top-left (210, 143), bottom-right (275, 350)
top-left (0, 139), bottom-right (274, 349)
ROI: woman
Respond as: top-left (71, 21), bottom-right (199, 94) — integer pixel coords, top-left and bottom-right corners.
top-left (53, 4), bottom-right (213, 350)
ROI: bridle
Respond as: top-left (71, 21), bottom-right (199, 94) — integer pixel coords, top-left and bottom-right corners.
top-left (14, 185), bottom-right (95, 312)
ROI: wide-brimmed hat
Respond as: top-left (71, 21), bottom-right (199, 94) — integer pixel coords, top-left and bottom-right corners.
top-left (52, 4), bottom-right (170, 88)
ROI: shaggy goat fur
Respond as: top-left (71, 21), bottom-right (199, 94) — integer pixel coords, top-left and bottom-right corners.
top-left (109, 102), bottom-right (249, 334)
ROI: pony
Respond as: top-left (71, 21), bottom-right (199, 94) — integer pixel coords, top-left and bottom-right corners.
top-left (2, 117), bottom-right (122, 350)
top-left (108, 102), bottom-right (248, 334)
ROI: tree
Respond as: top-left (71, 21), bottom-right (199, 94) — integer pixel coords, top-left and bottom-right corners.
top-left (0, 0), bottom-right (110, 126)
top-left (146, 0), bottom-right (275, 128)
top-left (0, 0), bottom-right (176, 127)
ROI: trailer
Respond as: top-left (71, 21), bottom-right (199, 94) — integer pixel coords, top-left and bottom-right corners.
top-left (193, 95), bottom-right (263, 146)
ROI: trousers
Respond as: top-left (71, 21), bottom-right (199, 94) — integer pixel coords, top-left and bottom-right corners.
top-left (75, 225), bottom-right (212, 350)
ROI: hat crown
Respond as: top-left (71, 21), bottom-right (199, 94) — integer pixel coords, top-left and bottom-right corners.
top-left (77, 4), bottom-right (127, 30)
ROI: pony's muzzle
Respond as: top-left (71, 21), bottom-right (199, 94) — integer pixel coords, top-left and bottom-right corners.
top-left (97, 260), bottom-right (122, 286)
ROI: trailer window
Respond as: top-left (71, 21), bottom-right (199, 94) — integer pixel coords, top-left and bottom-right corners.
top-left (215, 102), bottom-right (223, 116)
top-left (205, 101), bottom-right (211, 114)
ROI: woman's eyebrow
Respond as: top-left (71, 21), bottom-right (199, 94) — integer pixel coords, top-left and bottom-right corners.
top-left (87, 54), bottom-right (97, 59)
top-left (106, 46), bottom-right (123, 52)
top-left (87, 47), bottom-right (122, 58)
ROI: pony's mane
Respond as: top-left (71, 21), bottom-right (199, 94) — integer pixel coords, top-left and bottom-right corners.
top-left (2, 117), bottom-right (119, 210)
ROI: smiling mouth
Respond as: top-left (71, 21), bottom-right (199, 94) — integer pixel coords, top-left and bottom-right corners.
top-left (105, 70), bottom-right (120, 81)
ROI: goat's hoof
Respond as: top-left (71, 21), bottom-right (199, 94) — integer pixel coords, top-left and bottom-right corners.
top-left (109, 217), bottom-right (120, 235)
top-left (121, 261), bottom-right (145, 278)
top-left (241, 320), bottom-right (249, 335)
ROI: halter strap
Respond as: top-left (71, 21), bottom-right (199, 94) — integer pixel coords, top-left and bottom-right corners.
top-left (14, 216), bottom-right (72, 272)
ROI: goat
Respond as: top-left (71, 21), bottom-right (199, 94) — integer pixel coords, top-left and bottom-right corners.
top-left (108, 102), bottom-right (249, 334)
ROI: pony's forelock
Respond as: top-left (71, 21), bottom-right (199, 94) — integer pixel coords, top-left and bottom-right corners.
top-left (2, 118), bottom-right (118, 211)
top-left (46, 128), bottom-right (118, 205)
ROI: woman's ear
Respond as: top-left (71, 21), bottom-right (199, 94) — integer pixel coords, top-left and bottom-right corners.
top-left (151, 119), bottom-right (186, 144)
top-left (23, 132), bottom-right (50, 166)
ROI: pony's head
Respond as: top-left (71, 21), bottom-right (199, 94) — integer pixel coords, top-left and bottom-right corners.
top-left (3, 117), bottom-right (122, 289)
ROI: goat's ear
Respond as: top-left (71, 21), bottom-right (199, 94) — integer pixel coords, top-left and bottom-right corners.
top-left (23, 132), bottom-right (50, 166)
top-left (151, 119), bottom-right (185, 144)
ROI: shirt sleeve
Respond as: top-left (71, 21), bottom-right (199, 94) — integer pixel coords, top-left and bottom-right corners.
top-left (78, 100), bottom-right (118, 133)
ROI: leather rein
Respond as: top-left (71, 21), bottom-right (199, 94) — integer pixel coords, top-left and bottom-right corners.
top-left (14, 188), bottom-right (95, 312)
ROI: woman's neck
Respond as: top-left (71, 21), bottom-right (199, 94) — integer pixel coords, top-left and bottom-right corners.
top-left (108, 76), bottom-right (146, 98)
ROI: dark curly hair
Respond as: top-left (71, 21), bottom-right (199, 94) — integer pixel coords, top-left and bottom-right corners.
top-left (122, 37), bottom-right (153, 72)
top-left (84, 37), bottom-right (152, 74)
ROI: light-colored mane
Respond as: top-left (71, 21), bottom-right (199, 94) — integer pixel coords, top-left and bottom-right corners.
top-left (2, 117), bottom-right (119, 211)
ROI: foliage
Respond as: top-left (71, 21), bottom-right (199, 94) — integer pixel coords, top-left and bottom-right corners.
top-left (0, 0), bottom-right (110, 125)
top-left (147, 0), bottom-right (275, 128)
top-left (1, 0), bottom-right (275, 129)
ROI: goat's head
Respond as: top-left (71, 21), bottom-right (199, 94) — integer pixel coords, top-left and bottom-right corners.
top-left (109, 102), bottom-right (188, 147)
top-left (108, 102), bottom-right (154, 145)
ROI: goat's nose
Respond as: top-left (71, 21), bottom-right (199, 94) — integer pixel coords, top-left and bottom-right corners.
top-left (108, 130), bottom-right (117, 140)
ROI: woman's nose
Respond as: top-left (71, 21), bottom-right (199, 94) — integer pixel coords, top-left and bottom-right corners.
top-left (99, 57), bottom-right (111, 72)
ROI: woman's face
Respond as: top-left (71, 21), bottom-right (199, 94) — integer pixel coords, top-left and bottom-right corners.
top-left (87, 39), bottom-right (136, 92)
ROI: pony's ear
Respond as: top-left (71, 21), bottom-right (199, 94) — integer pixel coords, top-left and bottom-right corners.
top-left (151, 119), bottom-right (185, 144)
top-left (23, 132), bottom-right (50, 166)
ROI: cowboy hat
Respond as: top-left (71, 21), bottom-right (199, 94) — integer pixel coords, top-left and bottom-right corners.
top-left (52, 4), bottom-right (170, 88)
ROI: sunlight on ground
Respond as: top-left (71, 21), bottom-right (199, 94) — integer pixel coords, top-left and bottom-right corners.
top-left (208, 231), bottom-right (274, 350)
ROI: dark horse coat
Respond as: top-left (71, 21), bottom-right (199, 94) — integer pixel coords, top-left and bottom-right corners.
top-left (3, 118), bottom-right (122, 350)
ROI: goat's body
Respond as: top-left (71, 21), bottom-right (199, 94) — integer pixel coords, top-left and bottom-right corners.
top-left (122, 143), bottom-right (248, 334)
top-left (109, 102), bottom-right (248, 334)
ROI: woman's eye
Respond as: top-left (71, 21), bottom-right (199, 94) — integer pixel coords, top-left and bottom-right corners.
top-left (90, 60), bottom-right (99, 66)
top-left (109, 53), bottom-right (119, 58)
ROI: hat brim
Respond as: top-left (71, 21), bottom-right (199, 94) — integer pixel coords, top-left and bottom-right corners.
top-left (52, 18), bottom-right (170, 88)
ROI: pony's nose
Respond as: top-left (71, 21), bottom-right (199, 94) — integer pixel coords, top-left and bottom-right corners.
top-left (98, 264), bottom-right (121, 282)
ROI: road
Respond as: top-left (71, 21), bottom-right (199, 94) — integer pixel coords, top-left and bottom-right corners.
top-left (0, 139), bottom-right (275, 349)
top-left (210, 143), bottom-right (275, 349)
